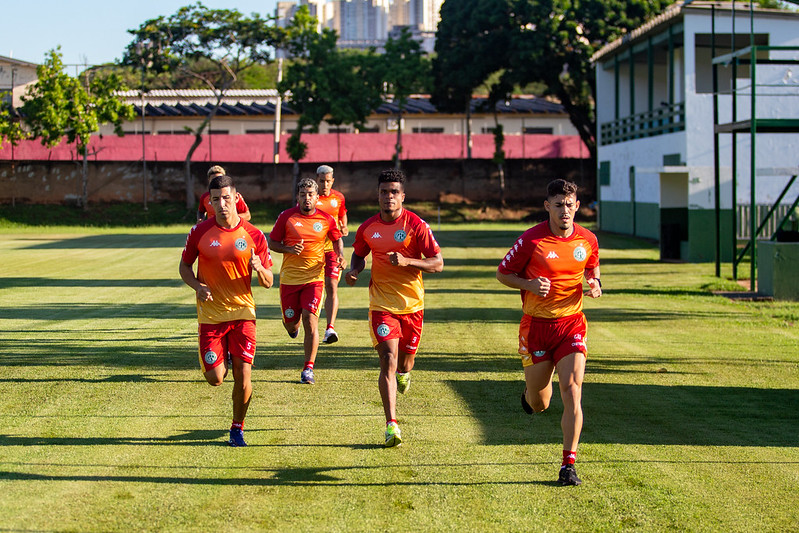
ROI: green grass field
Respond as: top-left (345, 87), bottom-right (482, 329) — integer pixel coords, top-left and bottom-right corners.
top-left (1, 219), bottom-right (797, 532)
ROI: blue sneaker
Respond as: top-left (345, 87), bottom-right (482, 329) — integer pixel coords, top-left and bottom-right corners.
top-left (300, 367), bottom-right (315, 384)
top-left (288, 329), bottom-right (299, 339)
top-left (228, 428), bottom-right (247, 447)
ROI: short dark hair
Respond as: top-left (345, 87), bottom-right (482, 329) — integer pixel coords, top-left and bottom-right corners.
top-left (296, 177), bottom-right (319, 195)
top-left (546, 179), bottom-right (578, 199)
top-left (209, 175), bottom-right (235, 192)
top-left (378, 169), bottom-right (406, 189)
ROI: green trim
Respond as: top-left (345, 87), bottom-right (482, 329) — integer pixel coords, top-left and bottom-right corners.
top-left (688, 209), bottom-right (735, 262)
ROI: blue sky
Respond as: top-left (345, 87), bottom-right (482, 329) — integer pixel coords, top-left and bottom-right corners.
top-left (4, 1), bottom-right (279, 68)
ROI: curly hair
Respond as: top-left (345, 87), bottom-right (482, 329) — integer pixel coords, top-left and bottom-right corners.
top-left (546, 179), bottom-right (578, 199)
top-left (378, 169), bottom-right (406, 188)
top-left (296, 176), bottom-right (319, 194)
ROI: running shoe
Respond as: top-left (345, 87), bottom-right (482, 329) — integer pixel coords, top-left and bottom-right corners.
top-left (288, 329), bottom-right (299, 339)
top-left (396, 372), bottom-right (411, 394)
top-left (521, 389), bottom-right (533, 415)
top-left (228, 428), bottom-right (247, 447)
top-left (300, 367), bottom-right (315, 384)
top-left (557, 464), bottom-right (582, 486)
top-left (323, 327), bottom-right (339, 344)
top-left (384, 422), bottom-right (402, 447)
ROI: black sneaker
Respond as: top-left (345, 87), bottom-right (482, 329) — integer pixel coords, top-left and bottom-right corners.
top-left (557, 464), bottom-right (582, 486)
top-left (521, 389), bottom-right (533, 415)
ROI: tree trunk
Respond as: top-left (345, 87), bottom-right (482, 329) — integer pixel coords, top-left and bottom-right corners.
top-left (394, 107), bottom-right (403, 170)
top-left (466, 101), bottom-right (472, 160)
top-left (81, 150), bottom-right (89, 210)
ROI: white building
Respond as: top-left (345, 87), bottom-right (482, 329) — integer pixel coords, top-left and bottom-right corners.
top-left (593, 1), bottom-right (799, 262)
top-left (0, 55), bottom-right (38, 108)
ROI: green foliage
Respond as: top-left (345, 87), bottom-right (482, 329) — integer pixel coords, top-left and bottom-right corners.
top-left (21, 49), bottom-right (135, 155)
top-left (278, 6), bottom-right (383, 163)
top-left (0, 95), bottom-right (27, 147)
top-left (433, 0), bottom-right (679, 160)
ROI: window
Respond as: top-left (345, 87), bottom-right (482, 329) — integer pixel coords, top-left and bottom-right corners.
top-left (358, 126), bottom-right (379, 133)
top-left (599, 161), bottom-right (611, 186)
top-left (412, 127), bottom-right (444, 133)
top-left (245, 129), bottom-right (274, 134)
top-left (662, 153), bottom-right (684, 166)
top-left (328, 127), bottom-right (350, 133)
top-left (524, 127), bottom-right (554, 134)
top-left (208, 130), bottom-right (229, 135)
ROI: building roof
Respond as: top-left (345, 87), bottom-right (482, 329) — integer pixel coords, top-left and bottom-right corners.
top-left (125, 94), bottom-right (566, 118)
top-left (591, 1), bottom-right (799, 64)
top-left (0, 54), bottom-right (38, 68)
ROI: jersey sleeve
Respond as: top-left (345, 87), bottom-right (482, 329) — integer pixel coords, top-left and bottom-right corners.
top-left (338, 194), bottom-right (347, 219)
top-left (585, 231), bottom-right (599, 270)
top-left (352, 220), bottom-right (372, 257)
top-left (248, 226), bottom-right (273, 268)
top-left (414, 218), bottom-right (440, 258)
top-left (270, 210), bottom-right (290, 243)
top-left (236, 194), bottom-right (249, 214)
top-left (498, 234), bottom-right (534, 275)
top-left (326, 212), bottom-right (342, 242)
top-left (181, 222), bottom-right (210, 265)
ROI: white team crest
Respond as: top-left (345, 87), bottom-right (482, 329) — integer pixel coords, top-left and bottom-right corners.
top-left (533, 350), bottom-right (546, 357)
top-left (313, 222), bottom-right (323, 232)
top-left (234, 238), bottom-right (248, 251)
top-left (330, 199), bottom-right (338, 208)
top-left (376, 324), bottom-right (390, 337)
top-left (204, 351), bottom-right (218, 364)
top-left (394, 230), bottom-right (407, 242)
top-left (573, 245), bottom-right (587, 262)
top-left (285, 308), bottom-right (295, 319)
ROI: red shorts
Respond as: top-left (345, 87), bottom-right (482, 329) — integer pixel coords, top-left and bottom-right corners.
top-left (518, 313), bottom-right (587, 367)
top-left (198, 320), bottom-right (256, 372)
top-left (324, 250), bottom-right (341, 280)
top-left (369, 310), bottom-right (424, 355)
top-left (279, 282), bottom-right (324, 324)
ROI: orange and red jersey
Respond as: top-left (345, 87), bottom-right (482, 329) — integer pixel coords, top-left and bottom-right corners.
top-left (352, 209), bottom-right (441, 314)
top-left (198, 191), bottom-right (249, 218)
top-left (181, 218), bottom-right (272, 324)
top-left (270, 206), bottom-right (342, 285)
top-left (498, 221), bottom-right (599, 319)
top-left (316, 189), bottom-right (347, 252)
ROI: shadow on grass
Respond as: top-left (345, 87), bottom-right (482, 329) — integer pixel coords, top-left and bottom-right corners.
top-left (447, 379), bottom-right (799, 448)
top-left (0, 277), bottom-right (184, 289)
top-left (22, 234), bottom-right (187, 249)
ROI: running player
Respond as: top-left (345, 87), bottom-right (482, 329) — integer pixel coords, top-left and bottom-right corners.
top-left (314, 165), bottom-right (349, 344)
top-left (180, 174), bottom-right (273, 447)
top-left (345, 169), bottom-right (443, 447)
top-left (197, 165), bottom-right (251, 224)
top-left (269, 177), bottom-right (346, 384)
top-left (496, 178), bottom-right (602, 486)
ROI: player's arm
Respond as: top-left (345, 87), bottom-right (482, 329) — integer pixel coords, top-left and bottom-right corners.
top-left (196, 210), bottom-right (205, 225)
top-left (179, 260), bottom-right (213, 301)
top-left (333, 237), bottom-right (347, 269)
top-left (584, 266), bottom-right (602, 298)
top-left (339, 212), bottom-right (349, 236)
top-left (496, 269), bottom-right (551, 298)
top-left (269, 238), bottom-right (304, 255)
top-left (237, 194), bottom-right (251, 222)
top-left (249, 248), bottom-right (273, 289)
top-left (387, 251), bottom-right (443, 273)
top-left (345, 252), bottom-right (366, 286)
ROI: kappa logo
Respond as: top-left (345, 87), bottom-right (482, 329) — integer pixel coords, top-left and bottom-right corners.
top-left (313, 222), bottom-right (323, 232)
top-left (234, 238), bottom-right (248, 251)
top-left (371, 232), bottom-right (382, 239)
top-left (394, 230), bottom-right (407, 242)
top-left (210, 240), bottom-right (222, 247)
top-left (204, 350), bottom-right (218, 365)
top-left (294, 221), bottom-right (303, 227)
top-left (546, 251), bottom-right (559, 259)
top-left (573, 245), bottom-right (587, 262)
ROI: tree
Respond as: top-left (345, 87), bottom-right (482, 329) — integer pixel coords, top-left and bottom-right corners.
top-left (279, 6), bottom-right (382, 183)
top-left (0, 95), bottom-right (27, 148)
top-left (434, 0), bottom-right (679, 163)
top-left (123, 3), bottom-right (281, 209)
top-left (381, 27), bottom-right (431, 169)
top-left (21, 49), bottom-right (134, 209)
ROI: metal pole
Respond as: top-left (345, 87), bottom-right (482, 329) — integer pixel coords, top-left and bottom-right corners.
top-left (141, 72), bottom-right (148, 211)
top-left (274, 57), bottom-right (283, 166)
top-left (712, 5), bottom-right (720, 276)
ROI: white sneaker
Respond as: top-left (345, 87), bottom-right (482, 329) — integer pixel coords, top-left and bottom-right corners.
top-left (323, 327), bottom-right (339, 344)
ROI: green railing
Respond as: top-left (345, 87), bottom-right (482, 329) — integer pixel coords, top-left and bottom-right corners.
top-left (600, 102), bottom-right (685, 145)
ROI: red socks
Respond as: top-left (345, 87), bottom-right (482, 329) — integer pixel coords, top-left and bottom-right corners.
top-left (304, 361), bottom-right (314, 370)
top-left (231, 420), bottom-right (243, 431)
top-left (562, 450), bottom-right (577, 466)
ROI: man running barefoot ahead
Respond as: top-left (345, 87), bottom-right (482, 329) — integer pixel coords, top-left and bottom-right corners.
top-left (345, 169), bottom-right (443, 447)
top-left (496, 179), bottom-right (601, 486)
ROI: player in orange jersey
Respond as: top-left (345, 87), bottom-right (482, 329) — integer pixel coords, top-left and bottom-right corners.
top-left (315, 165), bottom-right (349, 344)
top-left (269, 177), bottom-right (346, 385)
top-left (180, 174), bottom-right (274, 447)
top-left (345, 169), bottom-right (443, 447)
top-left (496, 178), bottom-right (601, 486)
top-left (197, 165), bottom-right (251, 224)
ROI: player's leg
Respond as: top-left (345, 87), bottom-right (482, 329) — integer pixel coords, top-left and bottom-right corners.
top-left (322, 252), bottom-right (341, 343)
top-left (280, 284), bottom-right (301, 338)
top-left (555, 352), bottom-right (585, 454)
top-left (395, 310), bottom-right (423, 394)
top-left (371, 311), bottom-right (403, 446)
top-left (523, 360), bottom-right (555, 412)
top-left (299, 282), bottom-right (323, 384)
top-left (301, 308), bottom-right (319, 365)
top-left (227, 321), bottom-right (256, 447)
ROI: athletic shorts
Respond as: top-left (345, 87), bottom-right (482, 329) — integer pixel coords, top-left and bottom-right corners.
top-left (279, 281), bottom-right (324, 324)
top-left (518, 312), bottom-right (587, 367)
top-left (369, 309), bottom-right (424, 355)
top-left (198, 320), bottom-right (256, 372)
top-left (324, 251), bottom-right (341, 280)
